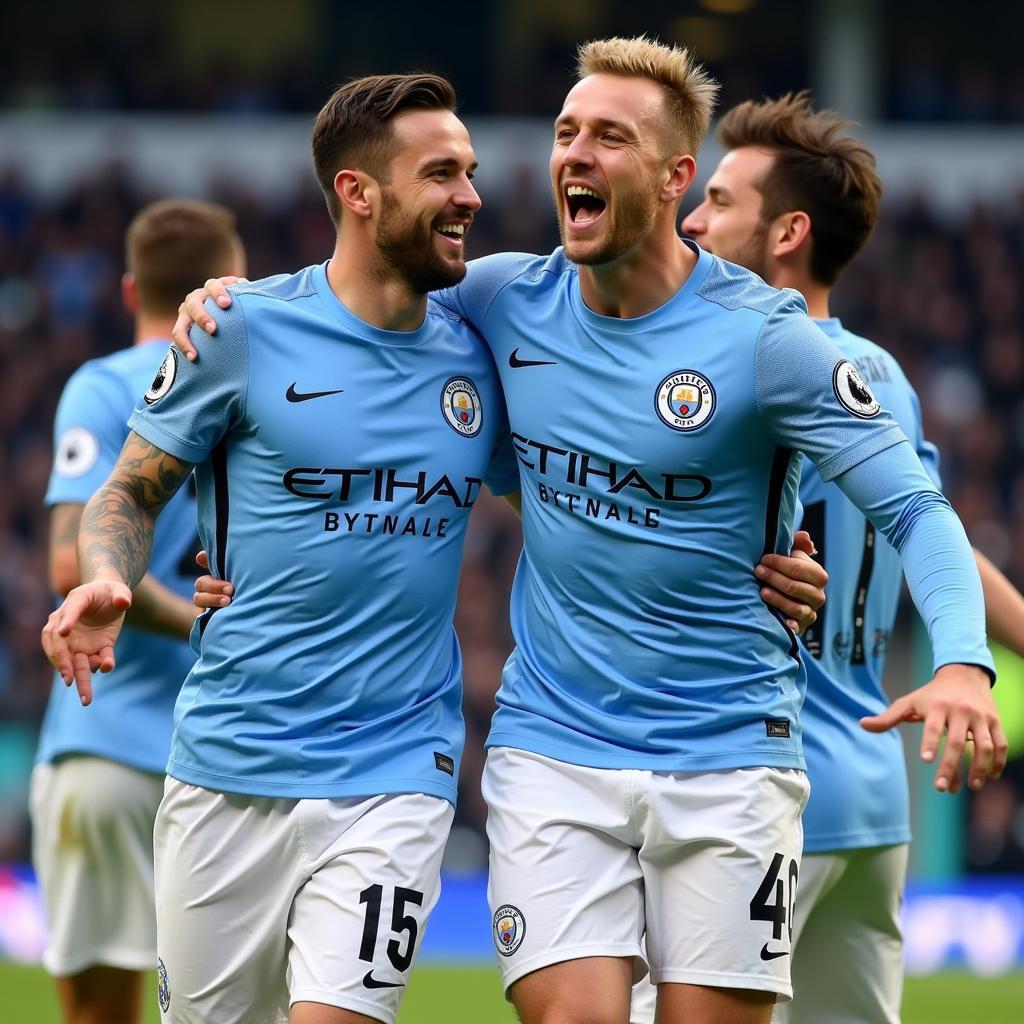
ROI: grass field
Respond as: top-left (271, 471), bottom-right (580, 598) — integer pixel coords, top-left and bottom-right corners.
top-left (3, 964), bottom-right (1024, 1023)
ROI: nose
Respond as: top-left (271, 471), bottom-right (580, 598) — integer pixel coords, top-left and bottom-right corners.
top-left (562, 132), bottom-right (595, 169)
top-left (681, 205), bottom-right (706, 236)
top-left (455, 175), bottom-right (482, 212)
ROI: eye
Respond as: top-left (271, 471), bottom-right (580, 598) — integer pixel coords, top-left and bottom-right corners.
top-left (602, 133), bottom-right (625, 144)
top-left (555, 128), bottom-right (575, 142)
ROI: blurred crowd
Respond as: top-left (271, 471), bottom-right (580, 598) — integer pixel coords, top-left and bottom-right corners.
top-left (0, 160), bottom-right (1021, 871)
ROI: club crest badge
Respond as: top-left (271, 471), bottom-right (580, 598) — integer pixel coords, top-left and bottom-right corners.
top-left (55, 426), bottom-right (100, 478)
top-left (441, 376), bottom-right (483, 437)
top-left (832, 360), bottom-right (880, 418)
top-left (157, 957), bottom-right (170, 1013)
top-left (493, 904), bottom-right (526, 957)
top-left (144, 349), bottom-right (178, 405)
top-left (655, 370), bottom-right (716, 431)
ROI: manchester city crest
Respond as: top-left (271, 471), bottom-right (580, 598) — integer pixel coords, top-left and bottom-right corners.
top-left (493, 904), bottom-right (526, 957)
top-left (832, 359), bottom-right (880, 418)
top-left (145, 349), bottom-right (178, 405)
top-left (157, 957), bottom-right (171, 1013)
top-left (655, 369), bottom-right (716, 431)
top-left (441, 376), bottom-right (483, 437)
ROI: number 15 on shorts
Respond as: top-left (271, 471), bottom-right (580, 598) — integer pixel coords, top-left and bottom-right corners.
top-left (750, 852), bottom-right (798, 960)
top-left (358, 883), bottom-right (424, 989)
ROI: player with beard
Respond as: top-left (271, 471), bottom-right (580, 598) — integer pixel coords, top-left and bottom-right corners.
top-left (672, 93), bottom-right (1024, 1024)
top-left (41, 73), bottom-right (521, 1024)
top-left (170, 37), bottom-right (1003, 1024)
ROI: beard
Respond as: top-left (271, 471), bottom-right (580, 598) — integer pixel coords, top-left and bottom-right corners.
top-left (375, 187), bottom-right (467, 294)
top-left (719, 221), bottom-right (773, 283)
top-left (556, 177), bottom-right (660, 266)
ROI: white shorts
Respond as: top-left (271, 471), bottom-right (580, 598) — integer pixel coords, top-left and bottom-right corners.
top-left (153, 780), bottom-right (454, 1024)
top-left (484, 747), bottom-right (809, 1000)
top-left (30, 757), bottom-right (164, 976)
top-left (772, 844), bottom-right (908, 1024)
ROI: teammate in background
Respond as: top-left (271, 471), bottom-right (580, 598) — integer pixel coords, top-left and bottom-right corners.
top-left (674, 92), bottom-right (1024, 1024)
top-left (32, 200), bottom-right (244, 1024)
top-left (42, 73), bottom-right (524, 1024)
top-left (170, 37), bottom-right (1005, 1024)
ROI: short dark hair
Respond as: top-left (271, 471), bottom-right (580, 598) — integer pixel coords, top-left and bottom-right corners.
top-left (125, 199), bottom-right (240, 316)
top-left (311, 73), bottom-right (458, 227)
top-left (717, 92), bottom-right (882, 286)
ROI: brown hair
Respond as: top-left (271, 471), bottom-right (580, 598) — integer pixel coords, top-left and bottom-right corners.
top-left (125, 199), bottom-right (241, 317)
top-left (576, 35), bottom-right (719, 157)
top-left (717, 92), bottom-right (882, 285)
top-left (311, 73), bottom-right (458, 226)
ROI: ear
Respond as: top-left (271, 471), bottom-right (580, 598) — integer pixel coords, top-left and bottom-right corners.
top-left (661, 154), bottom-right (697, 205)
top-left (335, 169), bottom-right (379, 220)
top-left (121, 272), bottom-right (138, 314)
top-left (771, 210), bottom-right (812, 259)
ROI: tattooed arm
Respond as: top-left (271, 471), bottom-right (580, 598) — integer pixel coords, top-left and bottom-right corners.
top-left (42, 432), bottom-right (196, 704)
top-left (49, 501), bottom-right (196, 639)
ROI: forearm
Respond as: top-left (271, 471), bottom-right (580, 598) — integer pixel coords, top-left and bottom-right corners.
top-left (975, 548), bottom-right (1024, 657)
top-left (78, 478), bottom-right (157, 589)
top-left (125, 574), bottom-right (198, 639)
top-left (77, 431), bottom-right (195, 590)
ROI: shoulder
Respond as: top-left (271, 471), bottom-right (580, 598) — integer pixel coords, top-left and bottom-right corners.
top-left (57, 353), bottom-right (135, 410)
top-left (463, 248), bottom-right (571, 302)
top-left (229, 265), bottom-right (318, 306)
top-left (695, 255), bottom-right (805, 318)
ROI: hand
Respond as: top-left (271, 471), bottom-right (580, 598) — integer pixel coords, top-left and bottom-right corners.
top-left (171, 276), bottom-right (243, 361)
top-left (41, 580), bottom-right (132, 706)
top-left (193, 549), bottom-right (234, 609)
top-left (755, 531), bottom-right (827, 634)
top-left (860, 664), bottom-right (1007, 793)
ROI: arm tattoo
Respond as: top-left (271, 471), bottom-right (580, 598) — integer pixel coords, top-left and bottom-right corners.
top-left (79, 431), bottom-right (195, 588)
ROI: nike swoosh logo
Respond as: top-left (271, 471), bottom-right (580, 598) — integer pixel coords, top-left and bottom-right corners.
top-left (760, 944), bottom-right (789, 961)
top-left (286, 383), bottom-right (344, 403)
top-left (508, 348), bottom-right (557, 368)
top-left (362, 971), bottom-right (404, 989)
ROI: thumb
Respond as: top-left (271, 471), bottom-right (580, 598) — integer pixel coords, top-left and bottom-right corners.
top-left (111, 587), bottom-right (132, 610)
top-left (860, 696), bottom-right (911, 733)
top-left (792, 530), bottom-right (816, 556)
top-left (196, 549), bottom-right (209, 570)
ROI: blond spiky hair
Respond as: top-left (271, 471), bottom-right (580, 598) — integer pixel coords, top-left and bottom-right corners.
top-left (576, 35), bottom-right (719, 155)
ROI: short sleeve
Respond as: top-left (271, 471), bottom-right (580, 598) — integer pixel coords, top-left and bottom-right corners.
top-left (754, 295), bottom-right (908, 481)
top-left (128, 298), bottom-right (249, 464)
top-left (432, 253), bottom-right (539, 331)
top-left (45, 363), bottom-right (133, 507)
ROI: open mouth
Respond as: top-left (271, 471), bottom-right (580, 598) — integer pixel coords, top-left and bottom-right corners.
top-left (565, 185), bottom-right (607, 227)
top-left (434, 220), bottom-right (468, 248)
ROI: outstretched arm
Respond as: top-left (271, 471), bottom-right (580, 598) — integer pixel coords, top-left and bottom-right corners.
top-left (41, 432), bottom-right (195, 704)
top-left (975, 548), bottom-right (1024, 658)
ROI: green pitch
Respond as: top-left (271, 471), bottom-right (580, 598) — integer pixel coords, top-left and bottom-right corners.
top-left (3, 963), bottom-right (1024, 1022)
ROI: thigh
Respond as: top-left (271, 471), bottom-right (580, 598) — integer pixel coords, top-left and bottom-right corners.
top-left (642, 767), bottom-right (809, 1003)
top-left (154, 780), bottom-right (297, 1024)
top-left (30, 757), bottom-right (164, 976)
top-left (511, 956), bottom-right (635, 1024)
top-left (483, 748), bottom-right (645, 996)
top-left (287, 792), bottom-right (455, 1024)
top-left (783, 844), bottom-right (908, 1024)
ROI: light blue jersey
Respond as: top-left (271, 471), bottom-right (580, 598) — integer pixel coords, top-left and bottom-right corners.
top-left (437, 243), bottom-right (992, 771)
top-left (128, 263), bottom-right (519, 802)
top-left (798, 319), bottom-right (941, 852)
top-left (39, 340), bottom-right (199, 774)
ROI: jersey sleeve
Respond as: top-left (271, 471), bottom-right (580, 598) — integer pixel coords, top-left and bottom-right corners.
top-left (832, 440), bottom-right (994, 678)
top-left (45, 363), bottom-right (133, 507)
top-left (127, 297), bottom-right (249, 463)
top-left (484, 424), bottom-right (520, 497)
top-left (754, 295), bottom-right (908, 480)
top-left (904, 372), bottom-right (942, 490)
top-left (432, 252), bottom-right (539, 331)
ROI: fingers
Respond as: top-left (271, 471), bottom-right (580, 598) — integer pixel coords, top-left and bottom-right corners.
top-left (55, 588), bottom-right (90, 637)
top-left (755, 558), bottom-right (827, 628)
top-left (860, 694), bottom-right (920, 734)
top-left (207, 276), bottom-right (242, 307)
top-left (991, 718), bottom-right (1009, 780)
top-left (196, 549), bottom-right (209, 570)
top-left (194, 575), bottom-right (233, 610)
top-left (172, 278), bottom-right (244, 361)
top-left (791, 530), bottom-right (817, 556)
top-left (71, 651), bottom-right (94, 707)
top-left (931, 709), bottom-right (968, 792)
top-left (41, 613), bottom-right (74, 684)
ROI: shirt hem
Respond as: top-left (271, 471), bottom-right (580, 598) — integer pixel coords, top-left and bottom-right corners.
top-left (484, 732), bottom-right (805, 771)
top-left (802, 829), bottom-right (911, 854)
top-left (167, 760), bottom-right (457, 804)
